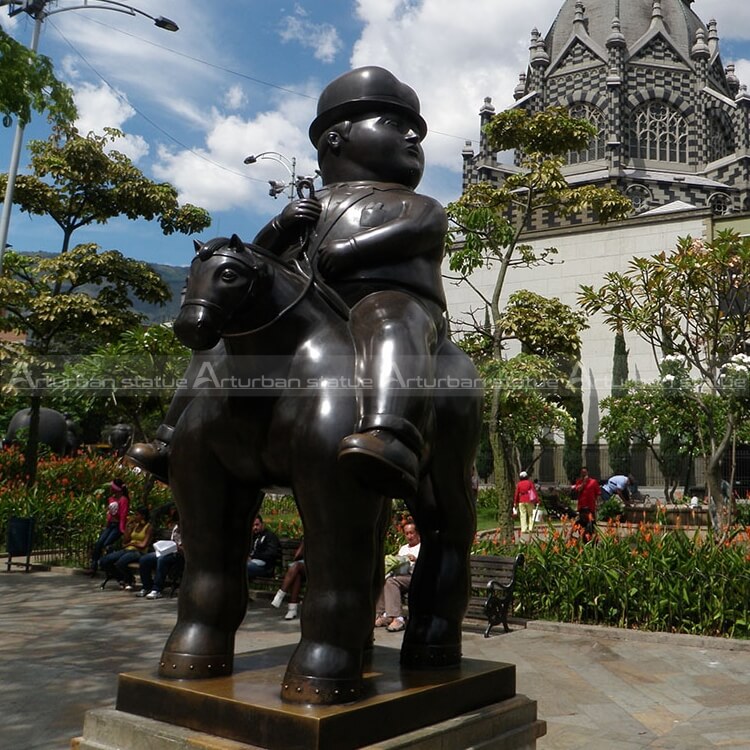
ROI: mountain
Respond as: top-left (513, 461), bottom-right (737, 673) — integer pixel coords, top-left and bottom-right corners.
top-left (135, 262), bottom-right (189, 323)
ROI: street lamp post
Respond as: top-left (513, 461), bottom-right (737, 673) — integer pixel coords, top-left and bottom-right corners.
top-left (244, 151), bottom-right (298, 200)
top-left (0, 0), bottom-right (179, 275)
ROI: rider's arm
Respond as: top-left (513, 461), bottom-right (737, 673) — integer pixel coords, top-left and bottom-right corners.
top-left (253, 198), bottom-right (321, 255)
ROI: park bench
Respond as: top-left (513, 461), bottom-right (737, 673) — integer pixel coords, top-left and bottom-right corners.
top-left (466, 553), bottom-right (525, 637)
top-left (99, 526), bottom-right (183, 596)
top-left (248, 538), bottom-right (302, 596)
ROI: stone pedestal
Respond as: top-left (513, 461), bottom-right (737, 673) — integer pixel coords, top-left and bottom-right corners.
top-left (72, 645), bottom-right (546, 750)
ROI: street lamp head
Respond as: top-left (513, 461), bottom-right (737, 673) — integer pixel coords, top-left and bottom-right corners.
top-left (244, 155), bottom-right (258, 165)
top-left (268, 180), bottom-right (287, 198)
top-left (153, 15), bottom-right (178, 32)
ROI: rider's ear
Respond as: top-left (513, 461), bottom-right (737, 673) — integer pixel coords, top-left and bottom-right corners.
top-left (326, 131), bottom-right (342, 153)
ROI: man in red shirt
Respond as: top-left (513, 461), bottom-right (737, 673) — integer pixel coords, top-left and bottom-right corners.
top-left (572, 467), bottom-right (600, 519)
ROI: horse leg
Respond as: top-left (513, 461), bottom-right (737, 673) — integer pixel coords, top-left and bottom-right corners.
top-left (159, 431), bottom-right (261, 679)
top-left (399, 466), bottom-right (475, 669)
top-left (400, 347), bottom-right (481, 669)
top-left (281, 479), bottom-right (388, 704)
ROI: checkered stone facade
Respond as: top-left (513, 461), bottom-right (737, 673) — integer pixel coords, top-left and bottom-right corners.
top-left (461, 0), bottom-right (750, 222)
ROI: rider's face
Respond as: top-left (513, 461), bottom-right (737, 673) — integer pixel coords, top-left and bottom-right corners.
top-left (340, 113), bottom-right (424, 188)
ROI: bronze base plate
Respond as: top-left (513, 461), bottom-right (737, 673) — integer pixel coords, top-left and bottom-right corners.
top-left (116, 645), bottom-right (516, 750)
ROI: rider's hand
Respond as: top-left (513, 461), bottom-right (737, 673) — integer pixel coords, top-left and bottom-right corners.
top-left (276, 198), bottom-right (322, 232)
top-left (317, 238), bottom-right (359, 278)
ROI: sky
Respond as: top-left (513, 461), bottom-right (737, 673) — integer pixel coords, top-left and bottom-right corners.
top-left (3, 0), bottom-right (750, 268)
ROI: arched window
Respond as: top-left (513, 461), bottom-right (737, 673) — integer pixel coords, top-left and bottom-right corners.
top-left (625, 184), bottom-right (652, 213)
top-left (629, 102), bottom-right (688, 163)
top-left (567, 103), bottom-right (606, 164)
top-left (709, 192), bottom-right (732, 216)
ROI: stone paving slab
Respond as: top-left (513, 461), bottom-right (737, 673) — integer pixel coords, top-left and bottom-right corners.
top-left (1, 569), bottom-right (750, 749)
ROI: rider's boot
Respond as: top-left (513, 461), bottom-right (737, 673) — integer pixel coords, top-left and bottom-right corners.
top-left (338, 417), bottom-right (421, 499)
top-left (125, 424), bottom-right (173, 484)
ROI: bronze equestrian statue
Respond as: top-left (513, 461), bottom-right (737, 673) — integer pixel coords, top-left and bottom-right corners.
top-left (129, 67), bottom-right (482, 704)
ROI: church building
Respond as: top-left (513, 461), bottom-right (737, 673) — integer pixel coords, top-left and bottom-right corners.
top-left (449, 0), bottom-right (750, 485)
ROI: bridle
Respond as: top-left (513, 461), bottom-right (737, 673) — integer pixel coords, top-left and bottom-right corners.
top-left (181, 240), bottom-right (315, 338)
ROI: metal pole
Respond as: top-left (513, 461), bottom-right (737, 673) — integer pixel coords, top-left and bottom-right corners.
top-left (0, 10), bottom-right (43, 276)
top-left (288, 157), bottom-right (296, 200)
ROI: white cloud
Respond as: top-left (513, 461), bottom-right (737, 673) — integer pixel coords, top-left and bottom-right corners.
top-left (224, 85), bottom-right (247, 111)
top-left (152, 91), bottom-right (318, 212)
top-left (350, 0), bottom-right (549, 174)
top-left (74, 82), bottom-right (149, 162)
top-left (279, 6), bottom-right (343, 63)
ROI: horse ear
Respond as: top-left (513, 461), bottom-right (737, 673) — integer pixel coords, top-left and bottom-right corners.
top-left (193, 240), bottom-right (202, 254)
top-left (229, 233), bottom-right (245, 252)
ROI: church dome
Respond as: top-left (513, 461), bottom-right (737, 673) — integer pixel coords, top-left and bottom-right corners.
top-left (544, 0), bottom-right (708, 65)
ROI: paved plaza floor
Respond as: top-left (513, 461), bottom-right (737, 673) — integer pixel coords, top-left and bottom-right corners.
top-left (2, 568), bottom-right (750, 749)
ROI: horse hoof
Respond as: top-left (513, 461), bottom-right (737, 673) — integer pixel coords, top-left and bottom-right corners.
top-left (158, 651), bottom-right (233, 679)
top-left (338, 429), bottom-right (418, 498)
top-left (280, 673), bottom-right (362, 704)
top-left (400, 643), bottom-right (462, 670)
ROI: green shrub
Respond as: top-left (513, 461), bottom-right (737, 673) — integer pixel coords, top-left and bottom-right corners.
top-left (0, 448), bottom-right (172, 561)
top-left (598, 496), bottom-right (623, 521)
top-left (477, 486), bottom-right (498, 510)
top-left (480, 520), bottom-right (750, 638)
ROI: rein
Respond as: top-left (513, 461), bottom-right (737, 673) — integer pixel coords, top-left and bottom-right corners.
top-left (221, 257), bottom-right (315, 337)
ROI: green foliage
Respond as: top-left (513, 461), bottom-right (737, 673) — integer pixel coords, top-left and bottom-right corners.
top-left (1, 126), bottom-right (211, 241)
top-left (0, 448), bottom-right (172, 563)
top-left (483, 521), bottom-right (750, 638)
top-left (0, 247), bottom-right (170, 353)
top-left (0, 125), bottom-right (210, 484)
top-left (581, 233), bottom-right (750, 522)
top-left (597, 496), bottom-right (624, 521)
top-left (261, 495), bottom-right (303, 539)
top-left (484, 107), bottom-right (596, 156)
top-left (498, 291), bottom-right (587, 359)
top-left (446, 106), bottom-right (631, 540)
top-left (0, 27), bottom-right (76, 127)
top-left (476, 486), bottom-right (499, 511)
top-left (51, 324), bottom-right (191, 441)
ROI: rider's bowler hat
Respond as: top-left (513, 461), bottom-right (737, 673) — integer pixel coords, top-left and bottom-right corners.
top-left (309, 66), bottom-right (428, 146)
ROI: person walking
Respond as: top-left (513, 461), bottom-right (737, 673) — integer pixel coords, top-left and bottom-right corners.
top-left (513, 471), bottom-right (538, 535)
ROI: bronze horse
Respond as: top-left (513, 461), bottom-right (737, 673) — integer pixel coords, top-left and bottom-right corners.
top-left (162, 234), bottom-right (482, 704)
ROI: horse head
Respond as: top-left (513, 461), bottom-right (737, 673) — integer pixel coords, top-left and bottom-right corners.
top-left (174, 234), bottom-right (269, 350)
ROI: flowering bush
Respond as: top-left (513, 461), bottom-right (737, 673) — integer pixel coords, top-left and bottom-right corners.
top-left (0, 447), bottom-right (172, 563)
top-left (479, 519), bottom-right (750, 638)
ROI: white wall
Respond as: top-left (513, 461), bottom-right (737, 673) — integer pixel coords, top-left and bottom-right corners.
top-left (444, 211), bottom-right (709, 442)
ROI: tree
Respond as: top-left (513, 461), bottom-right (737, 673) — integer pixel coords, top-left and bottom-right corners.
top-left (598, 357), bottom-right (700, 502)
top-left (51, 324), bottom-right (191, 442)
top-left (580, 231), bottom-right (750, 531)
top-left (446, 107), bottom-right (632, 538)
top-left (0, 246), bottom-right (171, 484)
top-left (0, 125), bottom-right (211, 484)
top-left (0, 26), bottom-right (76, 126)
top-left (608, 326), bottom-right (631, 475)
top-left (0, 126), bottom-right (210, 261)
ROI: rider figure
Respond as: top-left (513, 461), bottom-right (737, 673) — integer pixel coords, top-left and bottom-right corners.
top-left (127, 66), bottom-right (447, 498)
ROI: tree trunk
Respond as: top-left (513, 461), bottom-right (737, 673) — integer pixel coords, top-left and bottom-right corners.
top-left (705, 465), bottom-right (725, 533)
top-left (488, 428), bottom-right (514, 543)
top-left (23, 392), bottom-right (42, 488)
